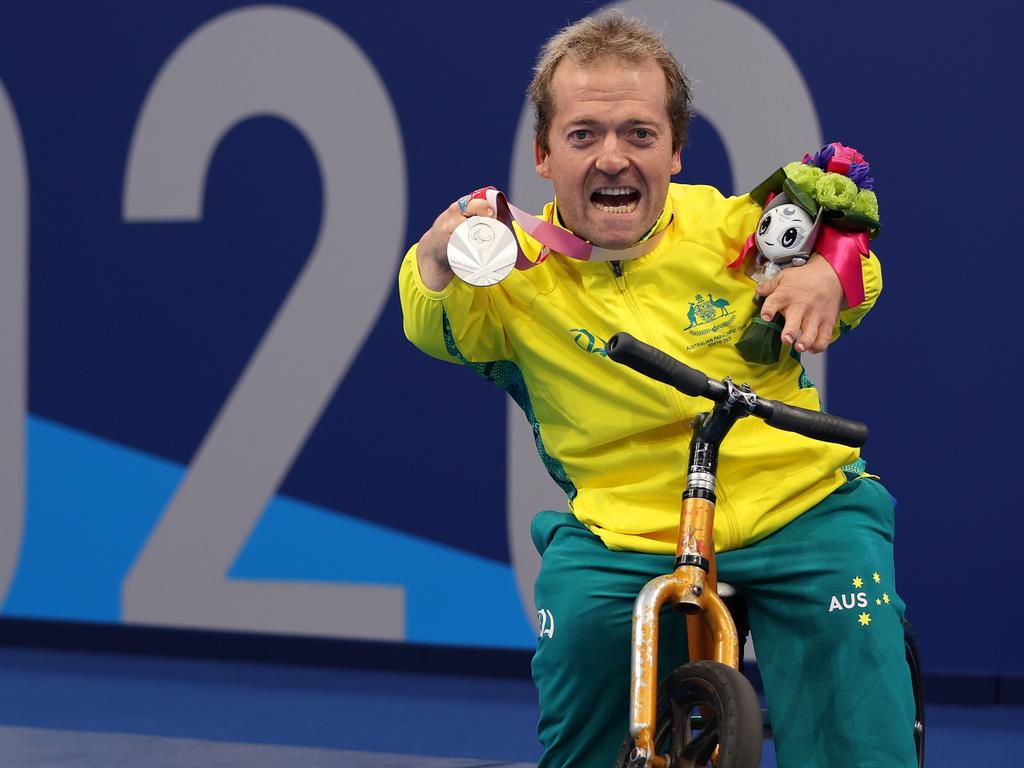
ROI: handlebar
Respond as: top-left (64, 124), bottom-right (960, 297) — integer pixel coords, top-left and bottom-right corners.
top-left (605, 332), bottom-right (868, 448)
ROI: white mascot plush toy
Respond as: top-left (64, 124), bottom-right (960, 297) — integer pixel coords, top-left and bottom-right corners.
top-left (750, 193), bottom-right (822, 283)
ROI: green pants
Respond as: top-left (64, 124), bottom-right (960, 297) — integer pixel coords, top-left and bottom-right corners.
top-left (531, 478), bottom-right (916, 768)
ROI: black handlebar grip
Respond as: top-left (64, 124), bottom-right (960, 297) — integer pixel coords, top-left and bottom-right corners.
top-left (763, 400), bottom-right (869, 448)
top-left (606, 333), bottom-right (710, 397)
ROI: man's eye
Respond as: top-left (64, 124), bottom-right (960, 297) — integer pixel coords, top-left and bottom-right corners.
top-left (634, 128), bottom-right (651, 140)
top-left (571, 130), bottom-right (590, 141)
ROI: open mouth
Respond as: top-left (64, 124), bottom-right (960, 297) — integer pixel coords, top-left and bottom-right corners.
top-left (590, 186), bottom-right (640, 214)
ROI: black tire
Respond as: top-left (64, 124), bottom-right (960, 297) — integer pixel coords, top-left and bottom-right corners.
top-left (615, 660), bottom-right (762, 768)
top-left (903, 618), bottom-right (925, 768)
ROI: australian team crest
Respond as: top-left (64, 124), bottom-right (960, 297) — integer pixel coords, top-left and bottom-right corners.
top-left (684, 292), bottom-right (736, 333)
top-left (682, 292), bottom-right (739, 350)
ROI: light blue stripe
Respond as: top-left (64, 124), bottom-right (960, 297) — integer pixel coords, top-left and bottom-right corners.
top-left (231, 495), bottom-right (535, 648)
top-left (4, 417), bottom-right (179, 621)
top-left (4, 416), bottom-right (535, 649)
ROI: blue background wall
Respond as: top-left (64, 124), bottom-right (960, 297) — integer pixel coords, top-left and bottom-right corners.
top-left (0, 1), bottom-right (1018, 674)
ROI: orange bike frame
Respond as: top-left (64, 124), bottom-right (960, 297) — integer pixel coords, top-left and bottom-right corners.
top-left (627, 407), bottom-right (746, 768)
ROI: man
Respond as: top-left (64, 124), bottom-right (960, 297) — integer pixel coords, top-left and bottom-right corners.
top-left (399, 13), bottom-right (915, 768)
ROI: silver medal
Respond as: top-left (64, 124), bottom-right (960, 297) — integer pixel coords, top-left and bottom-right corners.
top-left (447, 216), bottom-right (518, 286)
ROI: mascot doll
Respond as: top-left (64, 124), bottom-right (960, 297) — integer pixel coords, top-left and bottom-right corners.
top-left (732, 142), bottom-right (881, 363)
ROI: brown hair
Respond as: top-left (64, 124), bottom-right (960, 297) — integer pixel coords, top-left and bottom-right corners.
top-left (529, 12), bottom-right (693, 153)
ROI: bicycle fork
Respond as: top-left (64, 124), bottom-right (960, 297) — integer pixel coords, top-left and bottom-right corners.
top-left (628, 393), bottom-right (750, 768)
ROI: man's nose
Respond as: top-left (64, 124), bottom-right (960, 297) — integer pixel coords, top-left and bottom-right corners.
top-left (595, 135), bottom-right (628, 175)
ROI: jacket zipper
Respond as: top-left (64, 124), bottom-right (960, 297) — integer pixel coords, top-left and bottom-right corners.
top-left (611, 260), bottom-right (626, 291)
top-left (612, 245), bottom-right (739, 548)
top-left (610, 259), bottom-right (686, 422)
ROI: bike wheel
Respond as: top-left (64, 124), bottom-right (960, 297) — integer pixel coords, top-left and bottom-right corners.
top-left (903, 618), bottom-right (925, 768)
top-left (615, 660), bottom-right (762, 768)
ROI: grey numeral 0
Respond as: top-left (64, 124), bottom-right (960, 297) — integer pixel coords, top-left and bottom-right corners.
top-left (0, 79), bottom-right (27, 606)
top-left (505, 0), bottom-right (825, 636)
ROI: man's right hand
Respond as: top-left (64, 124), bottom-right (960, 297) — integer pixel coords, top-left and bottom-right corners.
top-left (416, 195), bottom-right (495, 291)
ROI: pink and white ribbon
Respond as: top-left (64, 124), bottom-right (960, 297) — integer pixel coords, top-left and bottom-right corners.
top-left (467, 186), bottom-right (668, 271)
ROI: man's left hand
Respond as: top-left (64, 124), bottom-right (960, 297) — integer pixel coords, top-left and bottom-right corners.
top-left (756, 253), bottom-right (845, 354)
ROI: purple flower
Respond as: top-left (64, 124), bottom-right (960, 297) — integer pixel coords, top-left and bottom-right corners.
top-left (808, 143), bottom-right (836, 171)
top-left (847, 162), bottom-right (875, 190)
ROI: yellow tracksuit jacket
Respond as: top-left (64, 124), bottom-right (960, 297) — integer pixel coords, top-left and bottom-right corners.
top-left (399, 183), bottom-right (881, 554)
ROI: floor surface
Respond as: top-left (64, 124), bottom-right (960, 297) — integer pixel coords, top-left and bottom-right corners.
top-left (0, 647), bottom-right (1021, 766)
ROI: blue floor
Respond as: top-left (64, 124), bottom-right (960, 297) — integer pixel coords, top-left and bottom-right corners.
top-left (0, 726), bottom-right (534, 768)
top-left (1, 646), bottom-right (1022, 766)
top-left (0, 648), bottom-right (541, 763)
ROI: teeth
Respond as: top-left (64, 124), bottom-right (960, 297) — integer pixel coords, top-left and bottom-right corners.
top-left (595, 201), bottom-right (639, 214)
top-left (595, 186), bottom-right (637, 196)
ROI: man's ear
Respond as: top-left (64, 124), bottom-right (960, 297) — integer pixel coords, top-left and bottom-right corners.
top-left (535, 140), bottom-right (552, 179)
top-left (671, 146), bottom-right (682, 176)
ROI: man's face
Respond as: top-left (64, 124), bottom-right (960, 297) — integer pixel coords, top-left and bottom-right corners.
top-left (535, 57), bottom-right (681, 249)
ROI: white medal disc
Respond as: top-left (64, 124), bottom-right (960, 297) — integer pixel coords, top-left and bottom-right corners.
top-left (447, 216), bottom-right (518, 286)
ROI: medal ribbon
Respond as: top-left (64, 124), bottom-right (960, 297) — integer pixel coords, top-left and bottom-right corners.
top-left (468, 187), bottom-right (669, 271)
